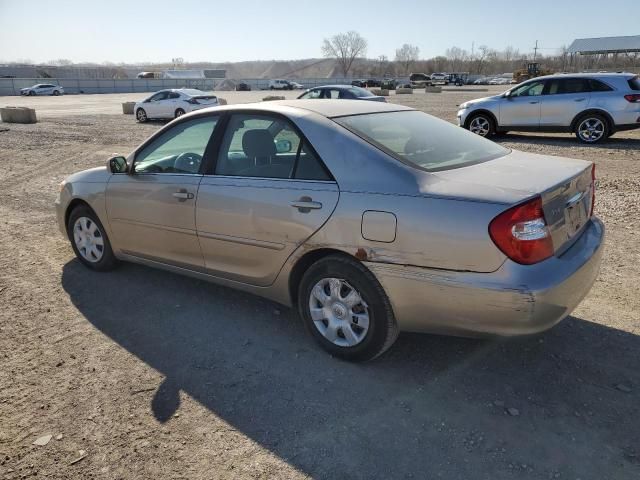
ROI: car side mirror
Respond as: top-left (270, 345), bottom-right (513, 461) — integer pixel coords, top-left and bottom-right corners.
top-left (504, 91), bottom-right (513, 99)
top-left (275, 139), bottom-right (292, 153)
top-left (107, 155), bottom-right (128, 174)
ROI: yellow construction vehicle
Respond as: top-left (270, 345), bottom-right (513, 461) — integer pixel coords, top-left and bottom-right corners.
top-left (513, 63), bottom-right (553, 83)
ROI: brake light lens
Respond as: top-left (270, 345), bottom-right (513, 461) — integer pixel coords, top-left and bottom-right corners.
top-left (624, 94), bottom-right (640, 103)
top-left (186, 98), bottom-right (200, 104)
top-left (489, 196), bottom-right (554, 265)
top-left (590, 163), bottom-right (596, 217)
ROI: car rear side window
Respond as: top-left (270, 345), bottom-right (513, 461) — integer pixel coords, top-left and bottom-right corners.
top-left (628, 76), bottom-right (640, 91)
top-left (559, 78), bottom-right (590, 94)
top-left (588, 79), bottom-right (613, 92)
top-left (335, 110), bottom-right (509, 172)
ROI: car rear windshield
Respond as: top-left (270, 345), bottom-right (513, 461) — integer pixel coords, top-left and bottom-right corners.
top-left (349, 86), bottom-right (374, 97)
top-left (628, 76), bottom-right (640, 91)
top-left (335, 110), bottom-right (509, 172)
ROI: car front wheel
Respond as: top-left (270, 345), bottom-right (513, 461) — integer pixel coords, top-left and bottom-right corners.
top-left (575, 114), bottom-right (609, 144)
top-left (298, 255), bottom-right (399, 362)
top-left (67, 205), bottom-right (118, 271)
top-left (53, 90), bottom-right (60, 96)
top-left (175, 108), bottom-right (185, 118)
top-left (466, 113), bottom-right (495, 137)
top-left (136, 108), bottom-right (148, 122)
top-left (28, 91), bottom-right (36, 96)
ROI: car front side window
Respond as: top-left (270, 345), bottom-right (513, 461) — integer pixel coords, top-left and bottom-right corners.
top-left (510, 81), bottom-right (545, 97)
top-left (133, 116), bottom-right (218, 174)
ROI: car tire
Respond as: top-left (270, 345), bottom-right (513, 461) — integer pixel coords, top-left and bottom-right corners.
top-left (53, 90), bottom-right (60, 96)
top-left (298, 254), bottom-right (399, 362)
top-left (67, 205), bottom-right (118, 272)
top-left (466, 113), bottom-right (496, 137)
top-left (575, 113), bottom-right (609, 144)
top-left (175, 108), bottom-right (185, 118)
top-left (28, 91), bottom-right (36, 96)
top-left (136, 108), bottom-right (148, 123)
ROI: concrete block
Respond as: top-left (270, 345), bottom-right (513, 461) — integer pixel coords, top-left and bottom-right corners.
top-left (371, 89), bottom-right (390, 96)
top-left (262, 95), bottom-right (285, 101)
top-left (122, 102), bottom-right (135, 114)
top-left (0, 106), bottom-right (37, 123)
top-left (217, 98), bottom-right (227, 105)
top-left (425, 86), bottom-right (442, 93)
top-left (396, 88), bottom-right (413, 94)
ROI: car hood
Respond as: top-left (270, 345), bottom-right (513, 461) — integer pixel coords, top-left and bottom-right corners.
top-left (460, 94), bottom-right (502, 108)
top-left (65, 166), bottom-right (110, 184)
top-left (423, 149), bottom-right (590, 204)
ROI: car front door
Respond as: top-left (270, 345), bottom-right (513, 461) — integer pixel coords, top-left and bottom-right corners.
top-left (106, 115), bottom-right (219, 267)
top-left (540, 78), bottom-right (592, 127)
top-left (144, 91), bottom-right (170, 117)
top-left (196, 112), bottom-right (339, 286)
top-left (499, 80), bottom-right (545, 127)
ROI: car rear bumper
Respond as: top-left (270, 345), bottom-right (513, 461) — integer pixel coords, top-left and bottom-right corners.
top-left (367, 217), bottom-right (605, 336)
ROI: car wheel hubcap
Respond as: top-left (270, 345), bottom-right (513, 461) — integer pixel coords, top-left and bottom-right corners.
top-left (73, 217), bottom-right (104, 263)
top-left (308, 278), bottom-right (370, 347)
top-left (578, 118), bottom-right (604, 142)
top-left (137, 110), bottom-right (146, 121)
top-left (469, 117), bottom-right (490, 136)
top-left (176, 110), bottom-right (184, 117)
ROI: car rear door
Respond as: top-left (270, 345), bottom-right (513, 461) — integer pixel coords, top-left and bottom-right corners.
top-left (106, 115), bottom-right (220, 267)
top-left (540, 78), bottom-right (592, 127)
top-left (195, 112), bottom-right (339, 286)
top-left (499, 79), bottom-right (545, 127)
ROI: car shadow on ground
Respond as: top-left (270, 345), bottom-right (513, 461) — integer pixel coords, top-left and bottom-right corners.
top-left (61, 260), bottom-right (639, 479)
top-left (498, 133), bottom-right (640, 150)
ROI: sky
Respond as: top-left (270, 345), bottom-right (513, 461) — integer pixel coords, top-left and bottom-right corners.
top-left (0, 0), bottom-right (637, 64)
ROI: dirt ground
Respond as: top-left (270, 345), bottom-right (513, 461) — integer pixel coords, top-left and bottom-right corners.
top-left (0, 89), bottom-right (638, 480)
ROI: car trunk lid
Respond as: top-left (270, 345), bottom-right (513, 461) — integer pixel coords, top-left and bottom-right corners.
top-left (192, 95), bottom-right (218, 105)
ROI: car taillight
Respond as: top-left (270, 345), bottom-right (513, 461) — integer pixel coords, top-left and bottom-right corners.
top-left (624, 94), bottom-right (640, 103)
top-left (489, 196), bottom-right (553, 265)
top-left (590, 163), bottom-right (596, 217)
top-left (186, 98), bottom-right (199, 104)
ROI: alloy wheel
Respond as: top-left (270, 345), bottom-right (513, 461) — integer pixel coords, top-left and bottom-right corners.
top-left (136, 109), bottom-right (147, 122)
top-left (308, 278), bottom-right (370, 347)
top-left (578, 118), bottom-right (605, 143)
top-left (469, 116), bottom-right (491, 136)
top-left (73, 216), bottom-right (104, 263)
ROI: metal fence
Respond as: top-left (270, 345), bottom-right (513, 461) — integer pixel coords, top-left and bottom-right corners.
top-left (0, 77), bottom-right (370, 96)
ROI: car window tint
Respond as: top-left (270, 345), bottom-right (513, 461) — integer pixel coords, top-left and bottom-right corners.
top-left (336, 110), bottom-right (509, 172)
top-left (168, 92), bottom-right (180, 99)
top-left (588, 79), bottom-right (613, 92)
top-left (349, 86), bottom-right (374, 97)
top-left (628, 76), bottom-right (640, 91)
top-left (301, 89), bottom-right (322, 99)
top-left (511, 81), bottom-right (544, 97)
top-left (134, 117), bottom-right (218, 174)
top-left (559, 78), bottom-right (590, 94)
top-left (326, 89), bottom-right (340, 99)
top-left (215, 114), bottom-right (331, 180)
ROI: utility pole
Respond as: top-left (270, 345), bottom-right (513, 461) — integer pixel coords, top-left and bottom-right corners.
top-left (533, 40), bottom-right (539, 62)
top-left (471, 41), bottom-right (475, 58)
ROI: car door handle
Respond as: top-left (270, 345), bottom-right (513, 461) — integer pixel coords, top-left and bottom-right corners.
top-left (574, 98), bottom-right (586, 102)
top-left (172, 190), bottom-right (194, 200)
top-left (290, 197), bottom-right (322, 212)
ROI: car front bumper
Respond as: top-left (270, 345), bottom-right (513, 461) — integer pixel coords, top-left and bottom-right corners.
top-left (367, 217), bottom-right (605, 336)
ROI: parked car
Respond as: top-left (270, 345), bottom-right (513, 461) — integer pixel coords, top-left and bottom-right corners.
top-left (134, 89), bottom-right (219, 122)
top-left (297, 85), bottom-right (386, 102)
top-left (380, 78), bottom-right (397, 90)
top-left (458, 73), bottom-right (640, 143)
top-left (20, 84), bottom-right (64, 96)
top-left (430, 73), bottom-right (449, 85)
top-left (57, 100), bottom-right (603, 361)
top-left (269, 79), bottom-right (294, 90)
top-left (409, 73), bottom-right (431, 88)
top-left (289, 81), bottom-right (305, 90)
top-left (365, 79), bottom-right (381, 88)
top-left (351, 79), bottom-right (367, 87)
top-left (235, 82), bottom-right (251, 91)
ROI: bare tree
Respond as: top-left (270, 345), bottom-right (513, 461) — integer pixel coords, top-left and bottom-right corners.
top-left (322, 31), bottom-right (368, 77)
top-left (395, 44), bottom-right (420, 74)
top-left (444, 46), bottom-right (468, 72)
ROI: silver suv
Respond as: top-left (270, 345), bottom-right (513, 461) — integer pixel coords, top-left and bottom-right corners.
top-left (458, 73), bottom-right (640, 143)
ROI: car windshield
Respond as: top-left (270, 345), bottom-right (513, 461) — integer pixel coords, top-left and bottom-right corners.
top-left (628, 76), bottom-right (640, 91)
top-left (335, 110), bottom-right (509, 172)
top-left (349, 86), bottom-right (374, 97)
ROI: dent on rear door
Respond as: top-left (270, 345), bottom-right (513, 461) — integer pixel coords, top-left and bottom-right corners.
top-left (195, 177), bottom-right (339, 286)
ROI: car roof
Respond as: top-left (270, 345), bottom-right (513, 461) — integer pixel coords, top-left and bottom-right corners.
top-left (533, 72), bottom-right (636, 81)
top-left (199, 99), bottom-right (413, 119)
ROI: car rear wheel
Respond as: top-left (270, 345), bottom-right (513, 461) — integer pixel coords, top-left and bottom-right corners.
top-left (466, 113), bottom-right (495, 137)
top-left (67, 205), bottom-right (118, 271)
top-left (174, 108), bottom-right (185, 118)
top-left (136, 108), bottom-right (148, 123)
top-left (575, 114), bottom-right (609, 144)
top-left (298, 255), bottom-right (399, 362)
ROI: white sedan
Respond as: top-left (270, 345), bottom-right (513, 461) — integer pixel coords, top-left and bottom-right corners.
top-left (134, 89), bottom-right (219, 122)
top-left (20, 84), bottom-right (64, 96)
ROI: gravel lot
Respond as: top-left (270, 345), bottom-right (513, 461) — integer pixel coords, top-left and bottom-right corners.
top-left (0, 89), bottom-right (638, 480)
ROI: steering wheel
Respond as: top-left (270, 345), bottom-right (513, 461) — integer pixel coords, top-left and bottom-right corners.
top-left (174, 152), bottom-right (203, 174)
